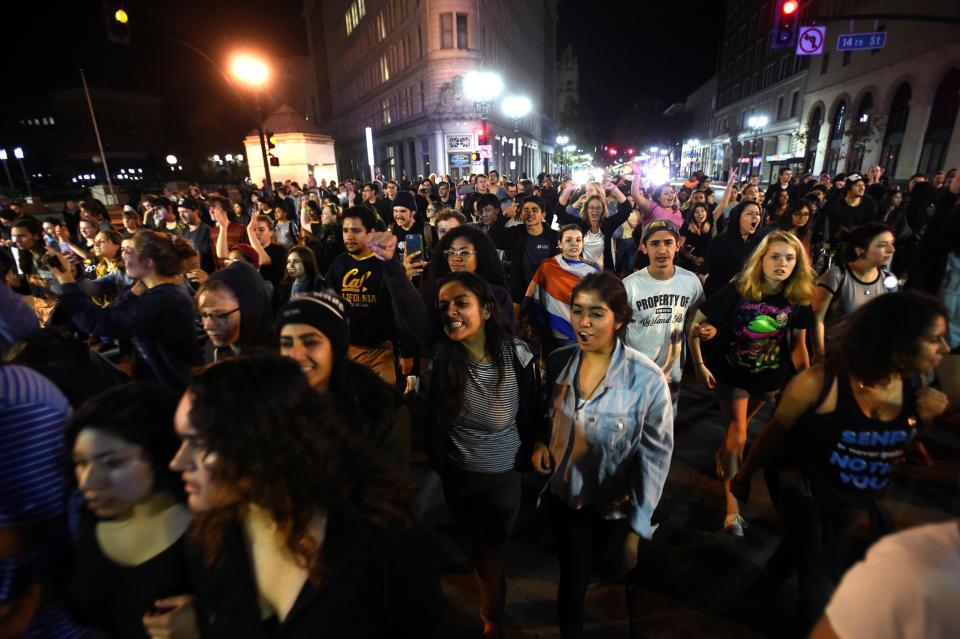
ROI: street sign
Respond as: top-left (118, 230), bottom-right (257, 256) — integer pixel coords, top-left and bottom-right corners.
top-left (478, 144), bottom-right (492, 159)
top-left (837, 31), bottom-right (887, 51)
top-left (796, 26), bottom-right (826, 55)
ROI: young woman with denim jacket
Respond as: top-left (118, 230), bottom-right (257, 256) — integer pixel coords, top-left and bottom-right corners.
top-left (532, 271), bottom-right (674, 639)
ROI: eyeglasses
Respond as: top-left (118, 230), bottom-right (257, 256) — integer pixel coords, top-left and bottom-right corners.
top-left (197, 308), bottom-right (240, 323)
top-left (444, 249), bottom-right (476, 260)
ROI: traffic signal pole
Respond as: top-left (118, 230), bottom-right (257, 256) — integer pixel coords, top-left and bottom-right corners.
top-left (255, 92), bottom-right (272, 195)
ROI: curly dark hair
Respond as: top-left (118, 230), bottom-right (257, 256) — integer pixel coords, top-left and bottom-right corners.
top-left (829, 291), bottom-right (947, 386)
top-left (185, 355), bottom-right (414, 583)
top-left (423, 224), bottom-right (507, 291)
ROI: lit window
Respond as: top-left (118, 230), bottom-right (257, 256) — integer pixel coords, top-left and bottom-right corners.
top-left (380, 54), bottom-right (390, 82)
top-left (382, 99), bottom-right (392, 125)
top-left (377, 13), bottom-right (386, 41)
top-left (440, 13), bottom-right (453, 49)
top-left (345, 0), bottom-right (366, 35)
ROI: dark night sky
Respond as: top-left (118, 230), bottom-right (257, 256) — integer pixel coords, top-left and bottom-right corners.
top-left (5, 0), bottom-right (722, 147)
top-left (556, 0), bottom-right (724, 142)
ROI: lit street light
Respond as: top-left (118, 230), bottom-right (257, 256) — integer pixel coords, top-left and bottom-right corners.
top-left (746, 115), bottom-right (769, 178)
top-left (166, 155), bottom-right (178, 172)
top-left (556, 135), bottom-right (569, 145)
top-left (463, 71), bottom-right (503, 173)
top-left (502, 96), bottom-right (532, 180)
top-left (231, 52), bottom-right (273, 192)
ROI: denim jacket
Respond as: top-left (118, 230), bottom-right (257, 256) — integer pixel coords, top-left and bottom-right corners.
top-left (539, 341), bottom-right (674, 539)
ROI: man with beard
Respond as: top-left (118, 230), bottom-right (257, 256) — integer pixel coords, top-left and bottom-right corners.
top-left (388, 191), bottom-right (434, 258)
top-left (178, 198), bottom-right (215, 273)
top-left (324, 206), bottom-right (401, 385)
top-left (819, 173), bottom-right (878, 245)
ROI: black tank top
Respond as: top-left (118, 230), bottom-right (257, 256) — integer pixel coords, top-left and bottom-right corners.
top-left (806, 372), bottom-right (918, 496)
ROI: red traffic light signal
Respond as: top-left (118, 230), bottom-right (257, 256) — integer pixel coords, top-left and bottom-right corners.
top-left (608, 147), bottom-right (618, 157)
top-left (476, 125), bottom-right (489, 146)
top-left (772, 0), bottom-right (799, 49)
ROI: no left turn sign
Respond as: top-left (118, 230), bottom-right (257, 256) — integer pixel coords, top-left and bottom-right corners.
top-left (797, 26), bottom-right (826, 56)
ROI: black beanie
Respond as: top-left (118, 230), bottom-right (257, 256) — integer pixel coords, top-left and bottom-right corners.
top-left (392, 191), bottom-right (417, 211)
top-left (276, 290), bottom-right (351, 359)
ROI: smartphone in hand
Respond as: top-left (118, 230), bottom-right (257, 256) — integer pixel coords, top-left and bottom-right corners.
top-left (405, 233), bottom-right (424, 260)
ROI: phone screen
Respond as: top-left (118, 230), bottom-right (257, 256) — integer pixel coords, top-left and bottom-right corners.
top-left (405, 233), bottom-right (423, 259)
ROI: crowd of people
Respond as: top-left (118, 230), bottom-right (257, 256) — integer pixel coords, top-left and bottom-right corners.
top-left (1, 160), bottom-right (959, 638)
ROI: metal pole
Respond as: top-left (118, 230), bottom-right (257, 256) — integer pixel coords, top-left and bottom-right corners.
top-left (1, 160), bottom-right (13, 193)
top-left (80, 69), bottom-right (116, 204)
top-left (16, 159), bottom-right (32, 198)
top-left (255, 92), bottom-right (272, 195)
top-left (481, 102), bottom-right (489, 175)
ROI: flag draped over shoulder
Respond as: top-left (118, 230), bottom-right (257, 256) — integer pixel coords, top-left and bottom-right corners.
top-left (523, 255), bottom-right (599, 340)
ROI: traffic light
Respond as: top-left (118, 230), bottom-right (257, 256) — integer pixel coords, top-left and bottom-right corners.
top-left (607, 147), bottom-right (618, 157)
top-left (477, 125), bottom-right (489, 147)
top-left (470, 152), bottom-right (481, 162)
top-left (266, 131), bottom-right (276, 150)
top-left (772, 0), bottom-right (799, 49)
top-left (103, 1), bottom-right (130, 45)
top-left (269, 155), bottom-right (279, 167)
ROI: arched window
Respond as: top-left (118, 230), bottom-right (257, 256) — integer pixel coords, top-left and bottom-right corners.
top-left (824, 100), bottom-right (847, 175)
top-left (880, 83), bottom-right (911, 176)
top-left (918, 69), bottom-right (960, 175)
top-left (805, 106), bottom-right (823, 174)
top-left (846, 93), bottom-right (875, 173)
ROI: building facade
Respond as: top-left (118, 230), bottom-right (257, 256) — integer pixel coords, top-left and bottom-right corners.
top-left (707, 0), bottom-right (811, 183)
top-left (800, 0), bottom-right (960, 181)
top-left (304, 0), bottom-right (559, 182)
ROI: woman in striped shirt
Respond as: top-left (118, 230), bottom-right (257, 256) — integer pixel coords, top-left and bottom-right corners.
top-left (371, 231), bottom-right (544, 639)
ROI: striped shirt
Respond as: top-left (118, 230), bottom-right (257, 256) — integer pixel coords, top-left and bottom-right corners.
top-left (1, 365), bottom-right (87, 638)
top-left (447, 341), bottom-right (520, 473)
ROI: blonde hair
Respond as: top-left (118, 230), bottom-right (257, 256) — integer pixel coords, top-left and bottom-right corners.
top-left (578, 194), bottom-right (608, 222)
top-left (735, 230), bottom-right (815, 304)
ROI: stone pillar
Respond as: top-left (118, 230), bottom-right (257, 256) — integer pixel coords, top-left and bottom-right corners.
top-left (896, 86), bottom-right (935, 181)
top-left (434, 129), bottom-right (446, 176)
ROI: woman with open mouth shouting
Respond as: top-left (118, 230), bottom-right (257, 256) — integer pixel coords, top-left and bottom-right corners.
top-left (688, 231), bottom-right (817, 537)
top-left (531, 271), bottom-right (674, 639)
top-left (368, 230), bottom-right (544, 639)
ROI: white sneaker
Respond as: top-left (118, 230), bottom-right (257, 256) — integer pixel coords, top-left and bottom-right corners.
top-left (723, 513), bottom-right (746, 537)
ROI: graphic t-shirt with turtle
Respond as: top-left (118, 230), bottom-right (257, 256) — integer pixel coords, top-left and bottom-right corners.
top-left (700, 282), bottom-right (814, 392)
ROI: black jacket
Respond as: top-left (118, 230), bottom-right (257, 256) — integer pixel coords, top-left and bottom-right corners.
top-left (204, 262), bottom-right (274, 361)
top-left (58, 282), bottom-right (202, 388)
top-left (381, 258), bottom-right (544, 472)
top-left (327, 358), bottom-right (412, 473)
top-left (488, 214), bottom-right (560, 301)
top-left (704, 207), bottom-right (761, 297)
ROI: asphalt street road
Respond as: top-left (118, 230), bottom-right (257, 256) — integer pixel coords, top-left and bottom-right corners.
top-left (413, 380), bottom-right (960, 638)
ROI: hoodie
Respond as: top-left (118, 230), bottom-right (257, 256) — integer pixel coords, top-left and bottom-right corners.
top-left (703, 202), bottom-right (761, 297)
top-left (204, 262), bottom-right (274, 361)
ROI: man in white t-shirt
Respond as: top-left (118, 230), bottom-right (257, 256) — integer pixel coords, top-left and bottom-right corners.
top-left (622, 220), bottom-right (703, 405)
top-left (813, 520), bottom-right (960, 639)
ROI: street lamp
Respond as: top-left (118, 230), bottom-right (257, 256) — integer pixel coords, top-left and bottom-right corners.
top-left (463, 71), bottom-right (503, 174)
top-left (746, 115), bottom-right (769, 178)
top-left (0, 149), bottom-right (13, 193)
top-left (502, 96), bottom-right (532, 180)
top-left (13, 147), bottom-right (31, 198)
top-left (166, 155), bottom-right (178, 172)
top-left (230, 52), bottom-right (272, 193)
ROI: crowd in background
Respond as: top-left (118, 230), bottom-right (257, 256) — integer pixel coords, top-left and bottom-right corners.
top-left (2, 159), bottom-right (959, 638)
